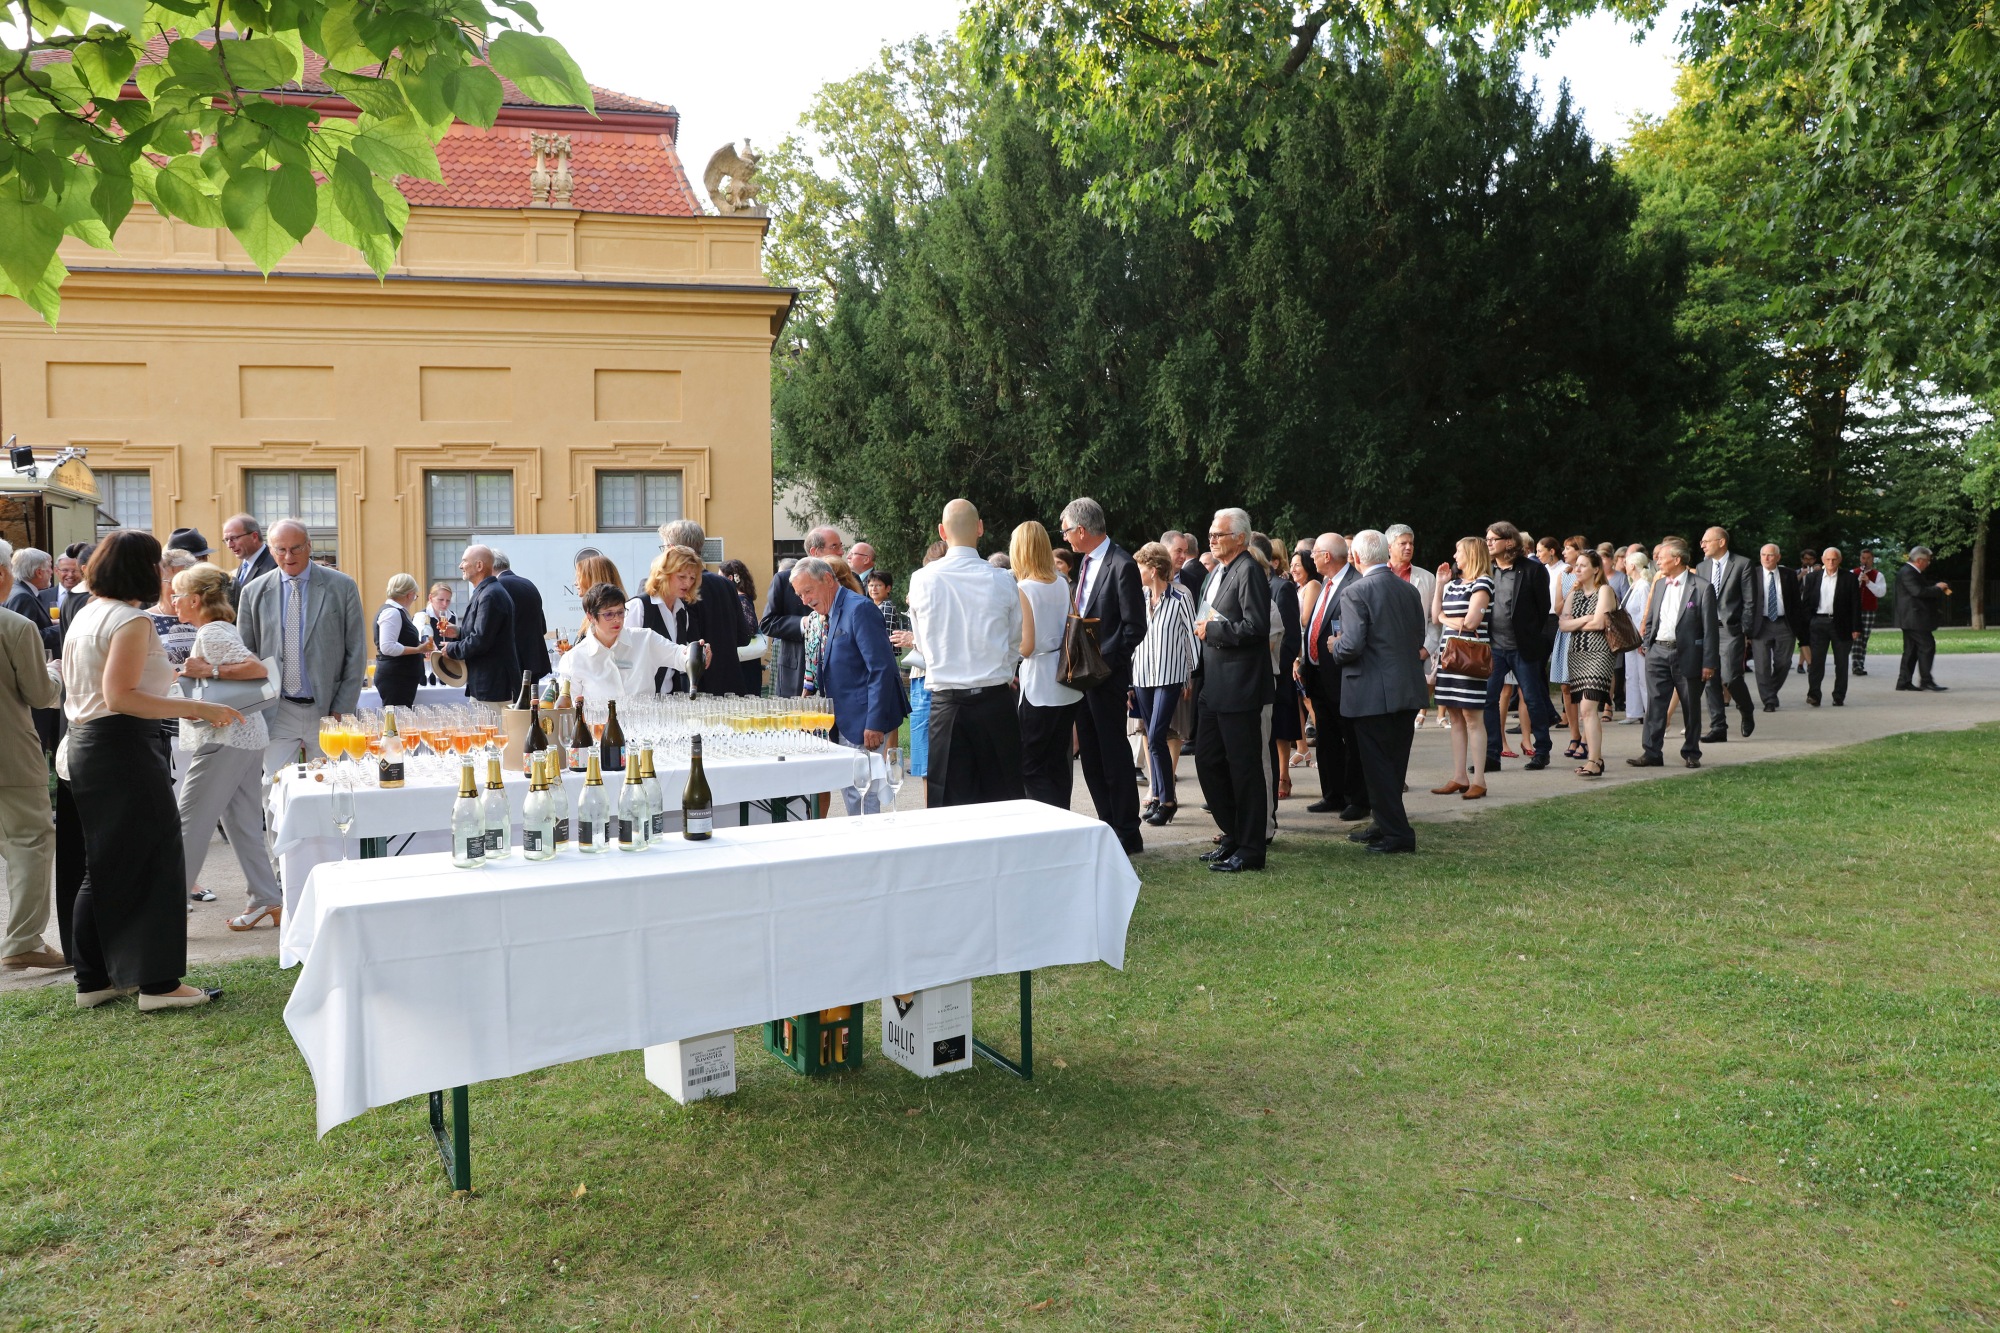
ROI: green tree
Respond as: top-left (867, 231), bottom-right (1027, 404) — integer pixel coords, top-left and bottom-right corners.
top-left (0, 0), bottom-right (592, 323)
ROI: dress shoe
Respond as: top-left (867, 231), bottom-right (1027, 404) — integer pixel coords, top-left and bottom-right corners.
top-left (1365, 841), bottom-right (1415, 855)
top-left (1894, 682), bottom-right (1917, 691)
top-left (1853, 667), bottom-right (1868, 676)
top-left (138, 986), bottom-right (222, 1012)
top-left (1120, 834), bottom-right (1145, 856)
top-left (1740, 708), bottom-right (1755, 737)
top-left (1337, 805), bottom-right (1372, 822)
top-left (1683, 757), bottom-right (1701, 768)
top-left (1461, 784), bottom-right (1487, 800)
top-left (1807, 695), bottom-right (1822, 706)
top-left (1200, 845), bottom-right (1237, 863)
top-left (1701, 729), bottom-right (1728, 744)
top-left (1305, 798), bottom-right (1341, 814)
top-left (1347, 826), bottom-right (1384, 844)
top-left (1523, 754), bottom-right (1550, 771)
top-left (1762, 703), bottom-right (1777, 713)
top-left (1626, 755), bottom-right (1664, 768)
top-left (1430, 781), bottom-right (1469, 796)
top-left (1921, 682), bottom-right (1948, 691)
top-left (1483, 758), bottom-right (1501, 773)
top-left (1209, 853), bottom-right (1264, 873)
top-left (3, 947), bottom-right (69, 970)
top-left (1832, 698), bottom-right (1844, 706)
top-left (75, 985), bottom-right (137, 1009)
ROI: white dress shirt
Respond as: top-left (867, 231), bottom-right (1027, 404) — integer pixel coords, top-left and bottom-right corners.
top-left (1074, 540), bottom-right (1106, 612)
top-left (1654, 574), bottom-right (1687, 644)
top-left (1817, 572), bottom-right (1838, 616)
top-left (376, 603), bottom-right (419, 656)
top-left (907, 545), bottom-right (1022, 689)
top-left (555, 624), bottom-right (693, 700)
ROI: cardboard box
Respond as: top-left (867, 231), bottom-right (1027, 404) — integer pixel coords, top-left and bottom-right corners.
top-left (644, 1031), bottom-right (737, 1104)
top-left (881, 981), bottom-right (973, 1077)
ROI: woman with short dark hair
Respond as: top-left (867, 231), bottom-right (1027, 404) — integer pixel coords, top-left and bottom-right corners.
top-left (64, 532), bottom-right (243, 1011)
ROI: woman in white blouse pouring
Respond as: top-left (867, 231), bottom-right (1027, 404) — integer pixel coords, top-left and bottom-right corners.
top-left (1011, 521), bottom-right (1081, 810)
top-left (556, 582), bottom-right (708, 701)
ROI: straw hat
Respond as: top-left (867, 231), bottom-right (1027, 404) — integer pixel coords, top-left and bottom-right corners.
top-left (429, 649), bottom-right (468, 687)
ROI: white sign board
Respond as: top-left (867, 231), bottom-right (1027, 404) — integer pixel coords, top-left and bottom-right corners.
top-left (487, 532), bottom-right (668, 634)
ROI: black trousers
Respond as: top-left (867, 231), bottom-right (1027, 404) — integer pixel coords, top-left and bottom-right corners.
top-left (1351, 710), bottom-right (1419, 850)
top-left (1640, 649), bottom-right (1702, 762)
top-left (1075, 676), bottom-right (1142, 850)
top-left (1302, 664), bottom-right (1363, 810)
top-left (54, 776), bottom-right (84, 963)
top-left (1749, 628), bottom-right (1794, 708)
top-left (1702, 647), bottom-right (1754, 734)
top-left (1806, 616), bottom-right (1852, 702)
top-left (1018, 697), bottom-right (1078, 810)
top-left (68, 715), bottom-right (187, 993)
top-left (1898, 625), bottom-right (1937, 687)
top-left (925, 687), bottom-right (1025, 808)
top-left (1195, 706), bottom-right (1267, 859)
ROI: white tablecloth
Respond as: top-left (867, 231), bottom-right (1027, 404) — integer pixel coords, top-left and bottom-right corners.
top-left (282, 801), bottom-right (1141, 1136)
top-left (270, 749), bottom-right (860, 928)
top-left (357, 684), bottom-right (465, 712)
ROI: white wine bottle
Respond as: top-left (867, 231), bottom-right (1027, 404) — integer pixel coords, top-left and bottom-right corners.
top-left (521, 752), bottom-right (557, 861)
top-left (639, 747), bottom-right (665, 843)
top-left (378, 707), bottom-right (406, 788)
top-left (482, 755), bottom-right (512, 860)
top-left (450, 761), bottom-right (485, 868)
top-left (576, 751), bottom-right (611, 853)
top-left (549, 749), bottom-right (573, 852)
top-left (682, 734), bottom-right (713, 840)
top-left (615, 763), bottom-right (645, 851)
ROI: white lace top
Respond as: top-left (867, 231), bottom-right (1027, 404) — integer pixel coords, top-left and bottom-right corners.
top-left (178, 620), bottom-right (271, 752)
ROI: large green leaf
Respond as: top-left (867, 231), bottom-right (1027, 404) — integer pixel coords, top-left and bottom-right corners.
top-left (268, 160), bottom-right (318, 241)
top-left (443, 63), bottom-right (504, 127)
top-left (73, 33), bottom-right (140, 100)
top-left (323, 68), bottom-right (413, 119)
top-left (221, 166), bottom-right (303, 272)
top-left (395, 55), bottom-right (459, 132)
top-left (487, 31), bottom-right (594, 112)
top-left (158, 38), bottom-right (233, 97)
top-left (154, 156), bottom-right (224, 228)
top-left (351, 115), bottom-right (443, 182)
top-left (216, 35), bottom-right (304, 90)
top-left (0, 186), bottom-right (66, 298)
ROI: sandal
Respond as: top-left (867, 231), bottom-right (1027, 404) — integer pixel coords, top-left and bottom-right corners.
top-left (1563, 740), bottom-right (1585, 759)
top-left (1288, 752), bottom-right (1310, 769)
top-left (227, 904), bottom-right (281, 932)
top-left (1575, 759), bottom-right (1604, 779)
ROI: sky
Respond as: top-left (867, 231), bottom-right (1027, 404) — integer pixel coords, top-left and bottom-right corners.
top-left (532, 1), bottom-right (1689, 210)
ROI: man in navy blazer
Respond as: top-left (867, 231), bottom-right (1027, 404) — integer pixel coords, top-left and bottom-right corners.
top-left (791, 557), bottom-right (907, 813)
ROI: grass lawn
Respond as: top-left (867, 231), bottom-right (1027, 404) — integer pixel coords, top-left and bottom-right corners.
top-left (1867, 626), bottom-right (2000, 654)
top-left (5, 728), bottom-right (1998, 1329)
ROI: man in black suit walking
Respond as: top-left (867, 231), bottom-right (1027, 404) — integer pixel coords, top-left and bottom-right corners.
top-left (1893, 545), bottom-right (1950, 692)
top-left (1628, 536), bottom-right (1720, 768)
top-left (1301, 533), bottom-right (1367, 819)
top-left (1193, 508), bottom-right (1272, 873)
top-left (1481, 521), bottom-right (1556, 772)
top-left (491, 550), bottom-right (551, 685)
top-left (660, 520), bottom-right (752, 695)
top-left (1696, 526), bottom-right (1757, 741)
top-left (1061, 497), bottom-right (1149, 855)
top-left (1800, 547), bottom-right (1860, 706)
top-left (1328, 530), bottom-right (1429, 855)
top-left (1746, 543), bottom-right (1808, 711)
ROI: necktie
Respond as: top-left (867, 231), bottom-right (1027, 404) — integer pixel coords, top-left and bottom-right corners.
top-left (282, 576), bottom-right (305, 697)
top-left (1712, 561), bottom-right (1723, 593)
top-left (1075, 554), bottom-right (1089, 611)
top-left (1766, 572), bottom-right (1779, 617)
top-left (1307, 575), bottom-right (1331, 664)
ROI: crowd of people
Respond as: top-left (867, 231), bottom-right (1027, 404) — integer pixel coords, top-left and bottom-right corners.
top-left (0, 498), bottom-right (1962, 1007)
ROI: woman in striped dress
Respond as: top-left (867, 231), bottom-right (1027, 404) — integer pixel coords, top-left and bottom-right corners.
top-left (1131, 542), bottom-right (1197, 825)
top-left (1430, 536), bottom-right (1494, 799)
top-left (1557, 549), bottom-right (1617, 777)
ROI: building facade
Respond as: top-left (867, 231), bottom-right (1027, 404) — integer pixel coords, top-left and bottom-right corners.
top-left (0, 45), bottom-right (791, 611)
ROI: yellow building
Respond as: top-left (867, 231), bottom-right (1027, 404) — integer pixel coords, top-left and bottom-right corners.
top-left (0, 48), bottom-right (791, 610)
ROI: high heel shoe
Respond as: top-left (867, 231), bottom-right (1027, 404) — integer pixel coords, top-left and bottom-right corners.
top-left (1146, 802), bottom-right (1178, 826)
top-left (1461, 785), bottom-right (1487, 800)
top-left (1430, 781), bottom-right (1469, 795)
top-left (227, 904), bottom-right (281, 932)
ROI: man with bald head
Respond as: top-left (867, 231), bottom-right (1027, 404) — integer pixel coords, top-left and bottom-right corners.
top-left (907, 499), bottom-right (1025, 807)
top-left (763, 524), bottom-right (844, 696)
top-left (1800, 546), bottom-right (1859, 706)
top-left (1746, 542), bottom-right (1808, 711)
top-left (237, 518), bottom-right (367, 776)
top-left (434, 543), bottom-right (519, 708)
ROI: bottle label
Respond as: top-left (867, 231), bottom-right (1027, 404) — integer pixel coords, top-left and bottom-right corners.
top-left (523, 828), bottom-right (542, 853)
top-left (555, 817), bottom-right (570, 844)
top-left (603, 745), bottom-right (624, 771)
top-left (616, 818), bottom-right (632, 845)
top-left (485, 828), bottom-right (505, 854)
top-left (456, 835), bottom-right (483, 862)
top-left (651, 811), bottom-right (666, 836)
top-left (685, 810), bottom-right (712, 836)
top-left (578, 822), bottom-right (593, 847)
top-left (378, 760), bottom-right (404, 787)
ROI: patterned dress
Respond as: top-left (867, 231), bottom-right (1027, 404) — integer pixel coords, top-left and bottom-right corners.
top-left (1565, 584), bottom-right (1615, 700)
top-left (1434, 575), bottom-right (1494, 709)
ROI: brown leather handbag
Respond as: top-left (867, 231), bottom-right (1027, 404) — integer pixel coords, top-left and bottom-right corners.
top-left (1604, 607), bottom-right (1642, 654)
top-left (1438, 635), bottom-right (1491, 679)
top-left (1059, 614), bottom-right (1114, 692)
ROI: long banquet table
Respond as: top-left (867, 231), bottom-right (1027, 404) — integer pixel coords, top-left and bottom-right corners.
top-left (282, 801), bottom-right (1142, 1186)
top-left (271, 747), bottom-right (860, 942)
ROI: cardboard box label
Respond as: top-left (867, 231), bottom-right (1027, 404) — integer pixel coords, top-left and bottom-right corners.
top-left (882, 981), bottom-right (973, 1077)
top-left (644, 1031), bottom-right (737, 1104)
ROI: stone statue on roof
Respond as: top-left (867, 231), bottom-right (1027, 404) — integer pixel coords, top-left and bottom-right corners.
top-left (703, 140), bottom-right (766, 217)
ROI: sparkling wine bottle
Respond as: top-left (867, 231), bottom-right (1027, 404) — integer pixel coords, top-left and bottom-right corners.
top-left (522, 752), bottom-right (557, 861)
top-left (482, 755), bottom-right (512, 860)
top-left (601, 699), bottom-right (626, 772)
top-left (576, 751), bottom-right (610, 853)
top-left (377, 707), bottom-right (405, 788)
top-left (451, 761), bottom-right (485, 868)
top-left (616, 765), bottom-right (644, 851)
top-left (639, 747), bottom-right (665, 841)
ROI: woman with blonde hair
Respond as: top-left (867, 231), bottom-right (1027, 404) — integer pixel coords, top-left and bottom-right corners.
top-left (1430, 536), bottom-right (1494, 799)
top-left (373, 572), bottom-right (425, 707)
top-left (170, 562), bottom-right (282, 931)
top-left (628, 545), bottom-right (705, 692)
top-left (575, 553), bottom-right (623, 598)
top-left (1011, 520), bottom-right (1081, 808)
top-left (1620, 549), bottom-right (1654, 724)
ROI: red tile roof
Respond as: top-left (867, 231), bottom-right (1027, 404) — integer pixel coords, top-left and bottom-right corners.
top-left (33, 32), bottom-right (701, 216)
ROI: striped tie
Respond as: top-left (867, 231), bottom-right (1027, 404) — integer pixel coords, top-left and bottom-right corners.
top-left (282, 578), bottom-right (304, 697)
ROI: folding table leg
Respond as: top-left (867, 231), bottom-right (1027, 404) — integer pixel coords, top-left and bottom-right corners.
top-left (428, 1086), bottom-right (472, 1192)
top-left (359, 836), bottom-right (389, 859)
top-left (972, 971), bottom-right (1033, 1080)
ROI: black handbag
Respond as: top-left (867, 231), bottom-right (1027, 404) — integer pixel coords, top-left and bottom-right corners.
top-left (1059, 614), bottom-right (1114, 692)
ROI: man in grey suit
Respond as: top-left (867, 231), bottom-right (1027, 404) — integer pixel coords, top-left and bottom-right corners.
top-left (237, 519), bottom-right (367, 778)
top-left (1696, 526), bottom-right (1756, 742)
top-left (1629, 536), bottom-right (1720, 769)
top-left (1328, 530), bottom-right (1430, 855)
top-left (1193, 508), bottom-right (1273, 874)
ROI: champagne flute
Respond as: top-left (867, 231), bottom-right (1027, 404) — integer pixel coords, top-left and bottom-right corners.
top-left (882, 746), bottom-right (904, 823)
top-left (331, 776), bottom-right (356, 860)
top-left (851, 749), bottom-right (873, 814)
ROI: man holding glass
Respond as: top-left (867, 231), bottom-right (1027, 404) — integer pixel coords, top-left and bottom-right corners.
top-left (237, 520), bottom-right (367, 778)
top-left (790, 557), bottom-right (905, 814)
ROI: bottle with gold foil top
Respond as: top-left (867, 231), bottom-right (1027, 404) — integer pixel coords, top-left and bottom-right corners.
top-left (450, 761), bottom-right (485, 868)
top-left (377, 707), bottom-right (406, 788)
top-left (548, 749), bottom-right (573, 851)
top-left (576, 751), bottom-right (610, 853)
top-left (568, 691), bottom-right (589, 773)
top-left (482, 755), bottom-right (512, 860)
top-left (521, 752), bottom-right (557, 861)
top-left (639, 747), bottom-right (665, 842)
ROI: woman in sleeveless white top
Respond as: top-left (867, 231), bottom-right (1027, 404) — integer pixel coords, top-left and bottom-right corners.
top-left (1012, 522), bottom-right (1083, 810)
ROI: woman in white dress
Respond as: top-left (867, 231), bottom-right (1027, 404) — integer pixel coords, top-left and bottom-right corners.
top-left (557, 582), bottom-right (706, 702)
top-left (1620, 550), bottom-right (1654, 723)
top-left (1011, 522), bottom-right (1082, 810)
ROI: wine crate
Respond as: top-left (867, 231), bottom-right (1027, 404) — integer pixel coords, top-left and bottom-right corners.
top-left (761, 1004), bottom-right (865, 1076)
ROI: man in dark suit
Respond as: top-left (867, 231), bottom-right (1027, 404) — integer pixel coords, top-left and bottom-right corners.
top-left (55, 542), bottom-right (92, 656)
top-left (1696, 526), bottom-right (1757, 741)
top-left (791, 557), bottom-right (907, 813)
top-left (1746, 543), bottom-right (1808, 711)
top-left (1800, 547), bottom-right (1860, 706)
top-left (221, 513), bottom-right (277, 607)
top-left (1481, 521), bottom-right (1556, 772)
top-left (1061, 497), bottom-right (1149, 855)
top-left (1893, 545), bottom-right (1950, 692)
top-left (1628, 536), bottom-right (1720, 768)
top-left (435, 544), bottom-right (518, 705)
top-left (5, 548), bottom-right (59, 655)
top-left (1328, 530), bottom-right (1429, 855)
top-left (489, 550), bottom-right (550, 686)
top-left (1301, 533), bottom-right (1367, 818)
top-left (762, 526), bottom-right (842, 696)
top-left (660, 520), bottom-right (751, 695)
top-left (1193, 508), bottom-right (1273, 873)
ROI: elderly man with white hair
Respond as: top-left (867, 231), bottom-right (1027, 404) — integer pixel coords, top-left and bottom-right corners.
top-left (907, 499), bottom-right (1024, 807)
top-left (237, 519), bottom-right (367, 777)
top-left (1193, 507), bottom-right (1272, 872)
top-left (1329, 529), bottom-right (1431, 854)
top-left (791, 556), bottom-right (905, 813)
top-left (1060, 495), bottom-right (1148, 855)
top-left (5, 547), bottom-right (59, 655)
